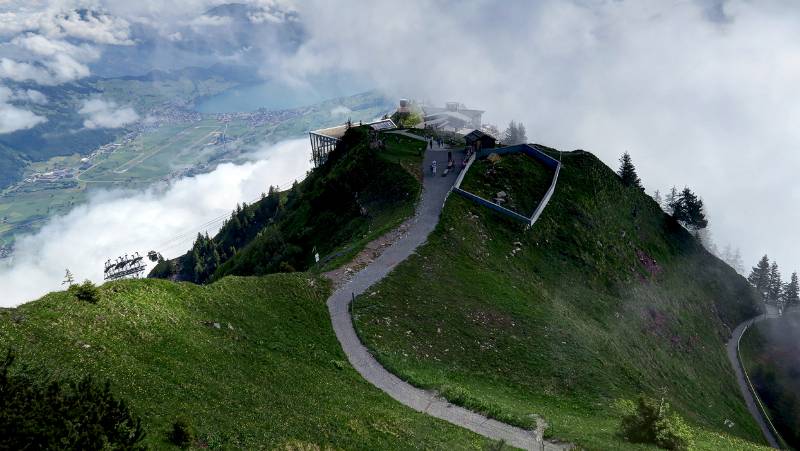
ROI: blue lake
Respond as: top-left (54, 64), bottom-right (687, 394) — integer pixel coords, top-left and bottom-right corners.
top-left (195, 73), bottom-right (370, 113)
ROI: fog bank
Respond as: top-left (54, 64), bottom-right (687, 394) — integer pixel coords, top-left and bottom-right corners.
top-left (0, 138), bottom-right (311, 307)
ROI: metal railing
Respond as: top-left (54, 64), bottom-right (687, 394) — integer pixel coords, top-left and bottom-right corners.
top-left (451, 144), bottom-right (562, 228)
top-left (736, 315), bottom-right (789, 449)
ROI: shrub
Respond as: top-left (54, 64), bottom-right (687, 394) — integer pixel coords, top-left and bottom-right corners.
top-left (168, 416), bottom-right (195, 447)
top-left (0, 350), bottom-right (145, 449)
top-left (619, 395), bottom-right (693, 450)
top-left (71, 279), bottom-right (100, 303)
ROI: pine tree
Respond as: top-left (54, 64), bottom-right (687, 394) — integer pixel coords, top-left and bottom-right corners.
top-left (504, 121), bottom-right (519, 145)
top-left (768, 261), bottom-right (783, 304)
top-left (721, 245), bottom-right (745, 274)
top-left (653, 190), bottom-right (662, 207)
top-left (516, 122), bottom-right (528, 144)
top-left (671, 187), bottom-right (708, 231)
top-left (748, 255), bottom-right (771, 300)
top-left (696, 228), bottom-right (718, 256)
top-left (784, 272), bottom-right (800, 306)
top-left (731, 248), bottom-right (745, 274)
top-left (664, 186), bottom-right (678, 214)
top-left (617, 152), bottom-right (643, 190)
top-left (62, 269), bottom-right (75, 287)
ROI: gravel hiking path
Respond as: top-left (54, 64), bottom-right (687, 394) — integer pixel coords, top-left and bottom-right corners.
top-left (326, 144), bottom-right (568, 450)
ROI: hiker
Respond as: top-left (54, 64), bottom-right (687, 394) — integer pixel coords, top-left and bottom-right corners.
top-left (431, 159), bottom-right (437, 175)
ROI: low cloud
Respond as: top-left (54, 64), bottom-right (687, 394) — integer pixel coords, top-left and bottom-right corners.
top-left (19, 89), bottom-right (47, 105)
top-left (188, 15), bottom-right (233, 29)
top-left (283, 0), bottom-right (800, 276)
top-left (0, 86), bottom-right (46, 133)
top-left (330, 105), bottom-right (351, 116)
top-left (0, 6), bottom-right (131, 85)
top-left (0, 8), bottom-right (133, 46)
top-left (0, 138), bottom-right (312, 307)
top-left (0, 35), bottom-right (97, 85)
top-left (79, 98), bottom-right (140, 129)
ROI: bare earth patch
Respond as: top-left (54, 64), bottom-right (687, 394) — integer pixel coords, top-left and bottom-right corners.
top-left (324, 217), bottom-right (415, 289)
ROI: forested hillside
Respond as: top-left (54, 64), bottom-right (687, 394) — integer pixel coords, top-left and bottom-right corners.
top-left (151, 126), bottom-right (425, 283)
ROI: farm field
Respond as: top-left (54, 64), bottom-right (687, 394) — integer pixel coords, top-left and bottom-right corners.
top-left (0, 91), bottom-right (393, 250)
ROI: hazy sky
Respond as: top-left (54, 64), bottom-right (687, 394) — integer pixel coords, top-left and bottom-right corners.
top-left (0, 0), bottom-right (798, 305)
top-left (284, 0), bottom-right (800, 277)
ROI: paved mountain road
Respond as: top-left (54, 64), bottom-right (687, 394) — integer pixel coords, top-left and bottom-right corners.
top-left (726, 312), bottom-right (782, 449)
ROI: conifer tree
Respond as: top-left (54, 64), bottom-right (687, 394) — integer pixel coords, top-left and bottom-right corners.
top-left (732, 248), bottom-right (745, 274)
top-left (653, 190), bottom-right (662, 207)
top-left (617, 152), bottom-right (643, 190)
top-left (784, 272), bottom-right (800, 306)
top-left (721, 246), bottom-right (745, 274)
top-left (671, 187), bottom-right (708, 231)
top-left (664, 186), bottom-right (678, 214)
top-left (62, 269), bottom-right (75, 287)
top-left (504, 120), bottom-right (519, 145)
top-left (768, 261), bottom-right (783, 303)
top-left (517, 122), bottom-right (528, 144)
top-left (748, 255), bottom-right (771, 300)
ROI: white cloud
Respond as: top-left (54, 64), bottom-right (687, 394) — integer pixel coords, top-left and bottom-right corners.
top-left (330, 105), bottom-right (351, 116)
top-left (79, 98), bottom-right (140, 129)
top-left (49, 9), bottom-right (134, 45)
top-left (0, 58), bottom-right (53, 84)
top-left (0, 138), bottom-right (312, 307)
top-left (0, 85), bottom-right (46, 133)
top-left (188, 15), bottom-right (233, 28)
top-left (0, 6), bottom-right (132, 85)
top-left (12, 33), bottom-right (100, 60)
top-left (0, 8), bottom-right (133, 45)
top-left (284, 0), bottom-right (800, 276)
top-left (19, 89), bottom-right (47, 104)
top-left (0, 34), bottom-right (98, 85)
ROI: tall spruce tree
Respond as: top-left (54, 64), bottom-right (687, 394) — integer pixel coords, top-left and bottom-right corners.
top-left (768, 261), bottom-right (783, 303)
top-left (653, 190), bottom-right (663, 207)
top-left (664, 186), bottom-right (678, 214)
top-left (671, 187), bottom-right (708, 231)
top-left (516, 122), bottom-right (528, 144)
top-left (504, 121), bottom-right (520, 145)
top-left (617, 152), bottom-right (643, 190)
top-left (748, 255), bottom-right (771, 300)
top-left (721, 245), bottom-right (745, 274)
top-left (784, 272), bottom-right (800, 306)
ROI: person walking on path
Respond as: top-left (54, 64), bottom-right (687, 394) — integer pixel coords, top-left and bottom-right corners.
top-left (429, 138), bottom-right (433, 149)
top-left (431, 159), bottom-right (437, 176)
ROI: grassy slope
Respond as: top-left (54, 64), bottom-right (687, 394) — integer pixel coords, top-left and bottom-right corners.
top-left (0, 274), bottom-right (493, 449)
top-left (739, 312), bottom-right (800, 448)
top-left (460, 153), bottom-right (554, 217)
top-left (212, 128), bottom-right (425, 279)
top-left (315, 132), bottom-right (427, 271)
top-left (353, 148), bottom-right (765, 450)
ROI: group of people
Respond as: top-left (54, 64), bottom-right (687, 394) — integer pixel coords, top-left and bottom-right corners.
top-left (428, 136), bottom-right (445, 149)
top-left (430, 150), bottom-right (466, 176)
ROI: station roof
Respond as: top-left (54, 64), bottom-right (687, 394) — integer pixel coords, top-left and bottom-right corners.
top-left (310, 118), bottom-right (397, 139)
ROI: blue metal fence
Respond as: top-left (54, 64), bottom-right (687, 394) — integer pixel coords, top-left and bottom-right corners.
top-left (453, 144), bottom-right (561, 228)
